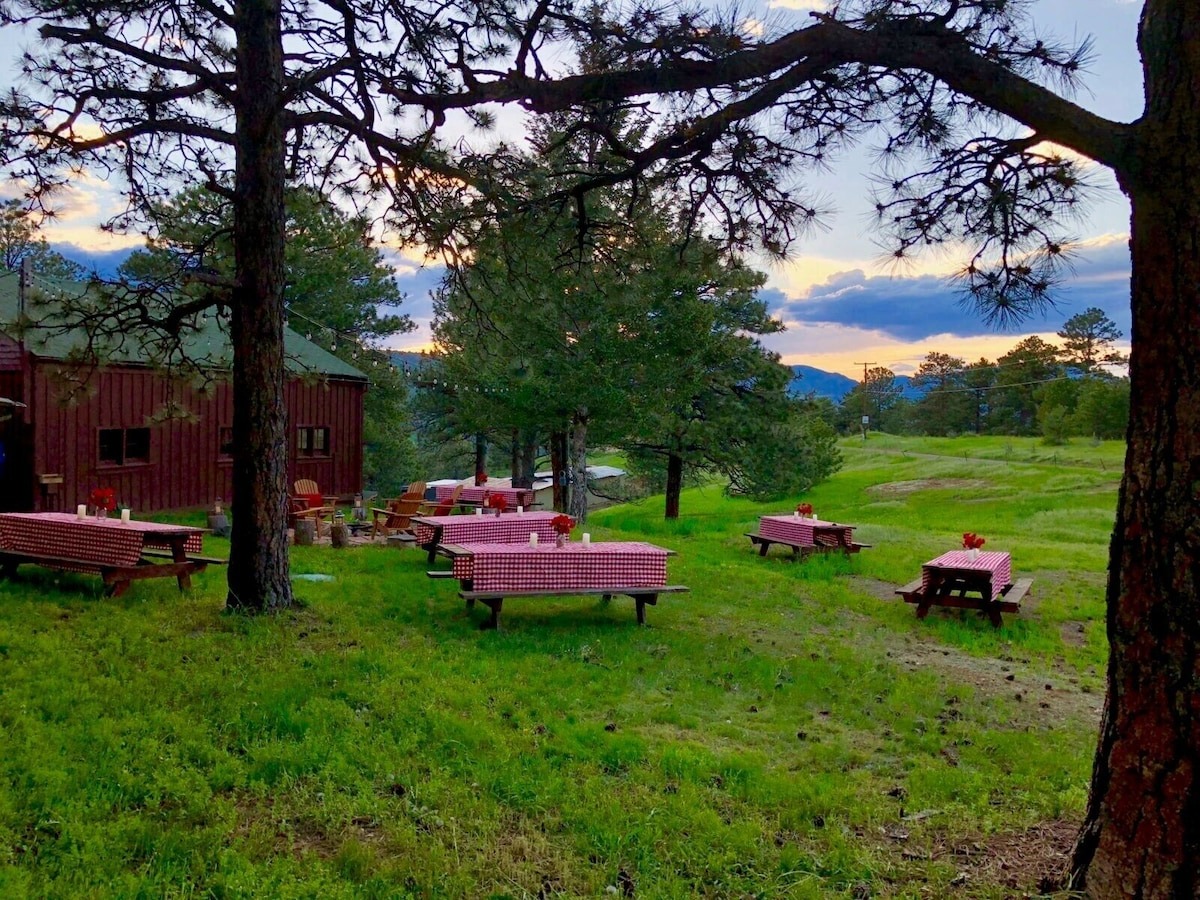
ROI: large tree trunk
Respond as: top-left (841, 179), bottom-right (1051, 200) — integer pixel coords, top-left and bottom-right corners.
top-left (1070, 6), bottom-right (1200, 893)
top-left (474, 434), bottom-right (487, 484)
top-left (226, 0), bottom-right (293, 612)
top-left (568, 408), bottom-right (588, 522)
top-left (664, 451), bottom-right (683, 520)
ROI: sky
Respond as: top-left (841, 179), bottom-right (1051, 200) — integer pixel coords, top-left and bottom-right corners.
top-left (0, 0), bottom-right (1144, 379)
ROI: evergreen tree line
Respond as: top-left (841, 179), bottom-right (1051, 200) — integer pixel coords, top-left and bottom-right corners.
top-left (829, 310), bottom-right (1129, 442)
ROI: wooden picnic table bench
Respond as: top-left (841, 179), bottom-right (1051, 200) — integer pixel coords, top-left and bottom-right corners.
top-left (896, 550), bottom-right (1032, 627)
top-left (435, 541), bottom-right (686, 629)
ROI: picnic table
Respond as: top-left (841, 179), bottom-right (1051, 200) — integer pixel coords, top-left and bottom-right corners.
top-left (0, 512), bottom-right (222, 596)
top-left (436, 540), bottom-right (687, 628)
top-left (746, 515), bottom-right (869, 558)
top-left (896, 550), bottom-right (1032, 627)
top-left (435, 485), bottom-right (537, 509)
top-left (412, 511), bottom-right (563, 564)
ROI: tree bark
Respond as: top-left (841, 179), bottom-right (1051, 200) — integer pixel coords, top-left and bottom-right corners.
top-left (664, 451), bottom-right (683, 520)
top-left (1070, 5), bottom-right (1200, 893)
top-left (474, 433), bottom-right (487, 484)
top-left (549, 429), bottom-right (566, 512)
top-left (225, 0), bottom-right (293, 612)
top-left (513, 429), bottom-right (537, 489)
top-left (568, 407), bottom-right (588, 522)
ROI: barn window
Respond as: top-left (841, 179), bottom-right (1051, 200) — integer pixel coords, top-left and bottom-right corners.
top-left (218, 427), bottom-right (235, 457)
top-left (98, 427), bottom-right (151, 466)
top-left (297, 426), bottom-right (331, 457)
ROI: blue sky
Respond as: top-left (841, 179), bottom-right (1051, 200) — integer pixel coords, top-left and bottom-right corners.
top-left (2, 0), bottom-right (1144, 377)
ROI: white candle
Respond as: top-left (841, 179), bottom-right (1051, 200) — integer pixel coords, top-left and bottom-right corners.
top-left (120, 508), bottom-right (131, 524)
top-left (529, 532), bottom-right (538, 546)
top-left (475, 507), bottom-right (482, 516)
top-left (517, 505), bottom-right (523, 515)
top-left (76, 504), bottom-right (87, 520)
top-left (793, 511), bottom-right (799, 520)
top-left (582, 532), bottom-right (590, 547)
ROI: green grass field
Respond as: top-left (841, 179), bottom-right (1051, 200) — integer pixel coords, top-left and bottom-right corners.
top-left (0, 436), bottom-right (1119, 897)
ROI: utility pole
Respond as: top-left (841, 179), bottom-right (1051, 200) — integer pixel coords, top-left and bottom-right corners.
top-left (854, 361), bottom-right (876, 441)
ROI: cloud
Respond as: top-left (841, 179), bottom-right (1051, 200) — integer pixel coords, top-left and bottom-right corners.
top-left (766, 0), bottom-right (830, 9)
top-left (765, 237), bottom-right (1131, 344)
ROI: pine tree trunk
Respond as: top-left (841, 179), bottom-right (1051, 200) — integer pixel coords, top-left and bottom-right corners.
top-left (568, 408), bottom-right (588, 522)
top-left (474, 434), bottom-right (487, 483)
top-left (550, 429), bottom-right (566, 512)
top-left (664, 452), bottom-right (683, 519)
top-left (515, 430), bottom-right (537, 489)
top-left (1070, 6), bottom-right (1200, 891)
top-left (225, 0), bottom-right (293, 612)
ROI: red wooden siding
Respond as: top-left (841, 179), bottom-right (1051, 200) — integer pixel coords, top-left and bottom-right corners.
top-left (0, 335), bottom-right (21, 371)
top-left (23, 360), bottom-right (365, 513)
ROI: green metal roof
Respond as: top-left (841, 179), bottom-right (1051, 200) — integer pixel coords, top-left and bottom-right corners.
top-left (0, 270), bottom-right (367, 380)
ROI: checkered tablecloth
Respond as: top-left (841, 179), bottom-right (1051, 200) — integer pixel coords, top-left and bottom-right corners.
top-left (435, 485), bottom-right (536, 507)
top-left (0, 512), bottom-right (204, 570)
top-left (413, 511), bottom-right (561, 546)
top-left (451, 541), bottom-right (669, 592)
top-left (760, 515), bottom-right (855, 547)
top-left (921, 550), bottom-right (1011, 598)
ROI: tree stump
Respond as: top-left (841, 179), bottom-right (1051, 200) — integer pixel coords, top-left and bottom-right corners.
top-left (330, 522), bottom-right (350, 548)
top-left (294, 518), bottom-right (316, 546)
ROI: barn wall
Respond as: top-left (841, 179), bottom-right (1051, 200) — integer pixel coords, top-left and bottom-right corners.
top-left (27, 361), bottom-right (365, 513)
top-left (0, 335), bottom-right (21, 371)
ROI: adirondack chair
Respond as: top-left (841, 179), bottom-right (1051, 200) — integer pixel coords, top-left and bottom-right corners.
top-left (371, 493), bottom-right (424, 540)
top-left (419, 483), bottom-right (462, 516)
top-left (291, 479), bottom-right (339, 536)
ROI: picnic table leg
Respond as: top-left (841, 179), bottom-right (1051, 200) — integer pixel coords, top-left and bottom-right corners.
top-left (0, 559), bottom-right (17, 580)
top-left (427, 546), bottom-right (438, 565)
top-left (104, 574), bottom-right (130, 597)
top-left (635, 593), bottom-right (659, 625)
top-left (759, 540), bottom-right (770, 557)
top-left (479, 598), bottom-right (502, 630)
top-left (169, 538), bottom-right (193, 591)
top-left (915, 600), bottom-right (932, 619)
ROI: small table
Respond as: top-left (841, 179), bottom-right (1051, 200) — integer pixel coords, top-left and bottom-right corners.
top-left (747, 515), bottom-right (867, 558)
top-left (897, 550), bottom-right (1032, 627)
top-left (0, 512), bottom-right (219, 596)
top-left (412, 511), bottom-right (563, 564)
top-left (439, 541), bottom-right (687, 629)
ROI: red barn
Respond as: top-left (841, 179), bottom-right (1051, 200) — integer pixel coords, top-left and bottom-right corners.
top-left (0, 272), bottom-right (368, 513)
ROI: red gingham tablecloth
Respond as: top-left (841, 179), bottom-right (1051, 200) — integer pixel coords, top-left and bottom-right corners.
top-left (921, 550), bottom-right (1012, 598)
top-left (451, 541), bottom-right (669, 592)
top-left (759, 515), bottom-right (855, 547)
top-left (435, 485), bottom-right (536, 507)
top-left (0, 512), bottom-right (204, 570)
top-left (413, 511), bottom-right (561, 546)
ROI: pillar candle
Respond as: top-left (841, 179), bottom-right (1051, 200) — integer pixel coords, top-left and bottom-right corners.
top-left (582, 533), bottom-right (590, 547)
top-left (529, 532), bottom-right (538, 546)
top-left (120, 509), bottom-right (131, 524)
top-left (76, 504), bottom-right (87, 520)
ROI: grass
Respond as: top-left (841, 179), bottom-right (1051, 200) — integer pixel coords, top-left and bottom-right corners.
top-left (0, 435), bottom-right (1115, 897)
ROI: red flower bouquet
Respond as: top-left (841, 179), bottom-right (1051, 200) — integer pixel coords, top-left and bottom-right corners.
top-left (551, 515), bottom-right (575, 535)
top-left (474, 470), bottom-right (488, 486)
top-left (796, 502), bottom-right (813, 517)
top-left (484, 492), bottom-right (508, 513)
top-left (962, 532), bottom-right (986, 550)
top-left (89, 487), bottom-right (117, 513)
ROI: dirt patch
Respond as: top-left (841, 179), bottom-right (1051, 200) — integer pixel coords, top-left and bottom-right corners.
top-left (849, 576), bottom-right (906, 602)
top-left (867, 478), bottom-right (990, 497)
top-left (1059, 621), bottom-right (1089, 648)
top-left (940, 819), bottom-right (1080, 895)
top-left (887, 637), bottom-right (1103, 728)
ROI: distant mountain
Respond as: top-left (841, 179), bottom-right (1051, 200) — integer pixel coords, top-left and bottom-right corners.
top-left (787, 365), bottom-right (857, 401)
top-left (788, 365), bottom-right (927, 403)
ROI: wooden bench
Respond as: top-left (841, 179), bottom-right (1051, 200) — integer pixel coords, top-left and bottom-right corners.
top-left (897, 577), bottom-right (1032, 627)
top-left (745, 532), bottom-right (871, 558)
top-left (458, 585), bottom-right (689, 629)
top-left (0, 548), bottom-right (225, 597)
